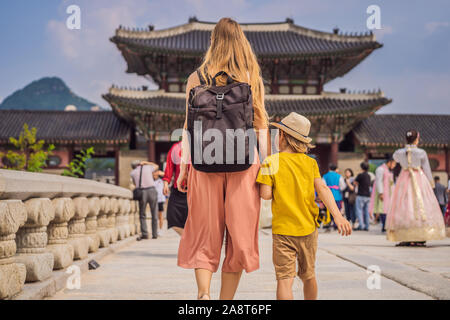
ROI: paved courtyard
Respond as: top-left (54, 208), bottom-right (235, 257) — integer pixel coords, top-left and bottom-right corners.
top-left (50, 222), bottom-right (450, 300)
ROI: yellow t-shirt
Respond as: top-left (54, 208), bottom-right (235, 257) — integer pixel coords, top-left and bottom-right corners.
top-left (256, 152), bottom-right (321, 236)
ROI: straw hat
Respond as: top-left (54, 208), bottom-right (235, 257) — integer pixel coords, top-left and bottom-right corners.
top-left (270, 112), bottom-right (312, 144)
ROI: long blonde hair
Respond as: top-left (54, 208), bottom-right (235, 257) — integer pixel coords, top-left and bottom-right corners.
top-left (198, 18), bottom-right (268, 129)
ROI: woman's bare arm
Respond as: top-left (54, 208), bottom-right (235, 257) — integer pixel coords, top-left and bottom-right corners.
top-left (180, 72), bottom-right (200, 166)
top-left (177, 72), bottom-right (200, 192)
top-left (255, 77), bottom-right (270, 160)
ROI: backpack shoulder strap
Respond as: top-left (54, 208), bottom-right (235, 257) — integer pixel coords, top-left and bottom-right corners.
top-left (197, 69), bottom-right (206, 85)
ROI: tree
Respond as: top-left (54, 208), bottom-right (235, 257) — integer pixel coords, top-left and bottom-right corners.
top-left (62, 147), bottom-right (95, 178)
top-left (0, 123), bottom-right (55, 172)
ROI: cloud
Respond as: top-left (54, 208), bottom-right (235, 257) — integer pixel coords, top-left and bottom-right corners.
top-left (46, 1), bottom-right (145, 67)
top-left (327, 70), bottom-right (450, 114)
top-left (425, 21), bottom-right (450, 34)
top-left (373, 25), bottom-right (393, 40)
top-left (45, 0), bottom-right (155, 105)
top-left (38, 0), bottom-right (450, 113)
top-left (46, 20), bottom-right (80, 60)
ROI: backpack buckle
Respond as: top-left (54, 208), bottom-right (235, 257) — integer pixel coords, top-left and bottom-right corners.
top-left (216, 93), bottom-right (224, 119)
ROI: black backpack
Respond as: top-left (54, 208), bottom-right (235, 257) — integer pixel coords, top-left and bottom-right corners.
top-left (187, 70), bottom-right (256, 172)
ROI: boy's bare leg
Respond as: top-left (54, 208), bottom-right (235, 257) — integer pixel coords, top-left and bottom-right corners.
top-left (219, 271), bottom-right (243, 300)
top-left (302, 277), bottom-right (318, 300)
top-left (195, 268), bottom-right (212, 300)
top-left (277, 278), bottom-right (294, 300)
top-left (172, 226), bottom-right (183, 236)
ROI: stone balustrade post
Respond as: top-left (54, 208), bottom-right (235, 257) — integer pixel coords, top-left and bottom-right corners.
top-left (0, 200), bottom-right (27, 299)
top-left (124, 199), bottom-right (131, 238)
top-left (97, 197), bottom-right (111, 248)
top-left (67, 197), bottom-right (89, 260)
top-left (108, 198), bottom-right (119, 243)
top-left (118, 199), bottom-right (132, 240)
top-left (15, 198), bottom-right (55, 282)
top-left (46, 198), bottom-right (75, 270)
top-left (128, 200), bottom-right (135, 236)
top-left (86, 197), bottom-right (100, 253)
top-left (116, 199), bottom-right (126, 241)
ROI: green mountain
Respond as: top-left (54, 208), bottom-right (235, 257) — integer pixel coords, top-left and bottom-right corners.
top-left (0, 77), bottom-right (97, 111)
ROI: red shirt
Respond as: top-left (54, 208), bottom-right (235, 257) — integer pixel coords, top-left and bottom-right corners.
top-left (163, 142), bottom-right (184, 189)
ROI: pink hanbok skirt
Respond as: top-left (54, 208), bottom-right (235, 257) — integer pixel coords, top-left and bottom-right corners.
top-left (386, 168), bottom-right (446, 242)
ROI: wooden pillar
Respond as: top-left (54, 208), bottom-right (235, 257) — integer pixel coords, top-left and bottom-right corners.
top-left (311, 144), bottom-right (329, 175)
top-left (148, 138), bottom-right (156, 162)
top-left (330, 140), bottom-right (338, 166)
top-left (68, 144), bottom-right (74, 163)
top-left (130, 127), bottom-right (137, 150)
top-left (271, 59), bottom-right (279, 94)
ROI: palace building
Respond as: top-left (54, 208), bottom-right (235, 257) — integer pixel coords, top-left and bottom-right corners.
top-left (103, 17), bottom-right (393, 173)
top-left (1, 18), bottom-right (448, 188)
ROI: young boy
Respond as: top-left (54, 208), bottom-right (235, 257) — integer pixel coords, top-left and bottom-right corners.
top-left (256, 112), bottom-right (352, 300)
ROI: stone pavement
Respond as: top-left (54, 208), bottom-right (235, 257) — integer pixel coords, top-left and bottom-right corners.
top-left (50, 223), bottom-right (450, 300)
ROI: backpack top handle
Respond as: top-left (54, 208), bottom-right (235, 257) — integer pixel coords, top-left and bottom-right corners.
top-left (211, 71), bottom-right (234, 86)
top-left (196, 68), bottom-right (235, 86)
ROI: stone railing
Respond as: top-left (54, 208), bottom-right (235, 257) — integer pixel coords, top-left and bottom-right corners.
top-left (0, 169), bottom-right (140, 299)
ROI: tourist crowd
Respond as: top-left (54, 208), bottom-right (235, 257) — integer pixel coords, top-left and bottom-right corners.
top-left (321, 157), bottom-right (449, 236)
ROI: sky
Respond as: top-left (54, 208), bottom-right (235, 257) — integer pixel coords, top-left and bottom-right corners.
top-left (0, 0), bottom-right (449, 114)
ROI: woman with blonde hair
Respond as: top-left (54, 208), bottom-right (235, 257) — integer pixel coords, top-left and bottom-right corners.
top-left (176, 17), bottom-right (269, 300)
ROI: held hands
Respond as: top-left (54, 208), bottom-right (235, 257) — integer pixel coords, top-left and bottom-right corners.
top-left (379, 193), bottom-right (384, 201)
top-left (334, 216), bottom-right (352, 236)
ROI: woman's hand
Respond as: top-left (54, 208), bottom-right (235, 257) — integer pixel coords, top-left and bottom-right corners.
top-left (163, 181), bottom-right (170, 196)
top-left (177, 166), bottom-right (188, 193)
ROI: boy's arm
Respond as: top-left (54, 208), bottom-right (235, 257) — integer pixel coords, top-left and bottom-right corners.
top-left (259, 184), bottom-right (273, 200)
top-left (314, 178), bottom-right (352, 236)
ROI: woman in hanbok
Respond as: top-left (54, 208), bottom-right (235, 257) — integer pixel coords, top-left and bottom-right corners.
top-left (386, 130), bottom-right (446, 246)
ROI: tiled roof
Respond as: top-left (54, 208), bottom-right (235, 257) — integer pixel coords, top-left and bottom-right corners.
top-left (103, 88), bottom-right (391, 117)
top-left (0, 110), bottom-right (131, 144)
top-left (112, 19), bottom-right (381, 58)
top-left (354, 114), bottom-right (450, 147)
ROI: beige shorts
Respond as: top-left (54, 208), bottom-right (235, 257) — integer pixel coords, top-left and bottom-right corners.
top-left (272, 229), bottom-right (318, 280)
